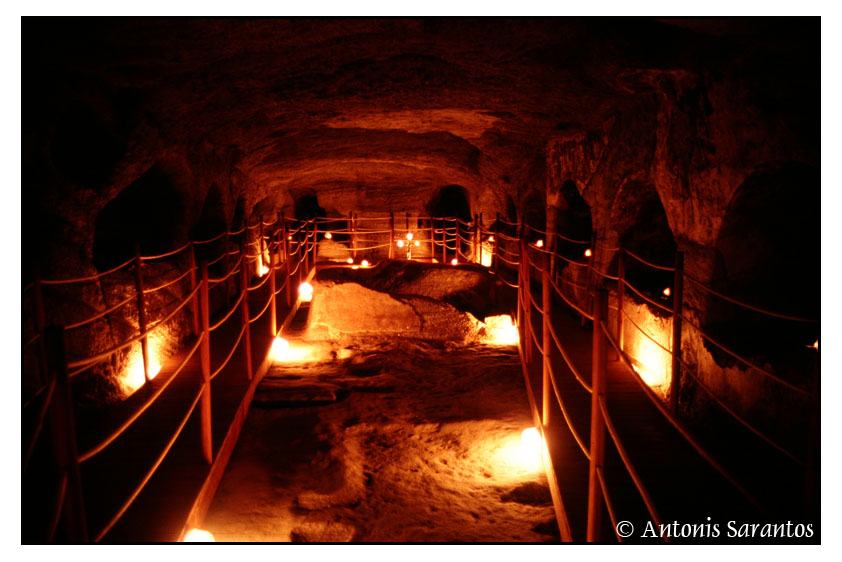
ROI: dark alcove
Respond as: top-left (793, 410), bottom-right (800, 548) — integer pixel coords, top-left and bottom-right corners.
top-left (704, 163), bottom-right (819, 367)
top-left (92, 164), bottom-right (186, 271)
top-left (428, 184), bottom-right (472, 262)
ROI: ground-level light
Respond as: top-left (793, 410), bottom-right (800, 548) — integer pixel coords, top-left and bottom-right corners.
top-left (451, 258), bottom-right (458, 266)
top-left (535, 239), bottom-right (544, 248)
top-left (298, 282), bottom-right (314, 303)
top-left (123, 342), bottom-right (163, 396)
top-left (183, 528), bottom-right (215, 542)
top-left (347, 258), bottom-right (354, 264)
top-left (483, 314), bottom-right (519, 345)
top-left (325, 231), bottom-right (332, 239)
top-left (361, 259), bottom-right (370, 267)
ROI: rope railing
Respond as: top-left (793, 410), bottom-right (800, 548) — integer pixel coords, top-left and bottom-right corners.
top-left (140, 242), bottom-right (192, 261)
top-left (66, 283), bottom-right (201, 371)
top-left (23, 211), bottom-right (319, 542)
top-left (142, 268), bottom-right (194, 295)
top-left (544, 357), bottom-right (591, 460)
top-left (64, 294), bottom-right (136, 331)
top-left (677, 312), bottom-right (809, 395)
top-left (23, 209), bottom-right (817, 542)
top-left (40, 256), bottom-right (136, 285)
top-left (92, 384), bottom-right (204, 543)
top-left (602, 320), bottom-right (764, 511)
top-left (683, 273), bottom-right (817, 323)
top-left (623, 248), bottom-right (675, 272)
top-left (598, 394), bottom-right (667, 536)
top-left (77, 336), bottom-right (203, 464)
top-left (209, 324), bottom-right (247, 381)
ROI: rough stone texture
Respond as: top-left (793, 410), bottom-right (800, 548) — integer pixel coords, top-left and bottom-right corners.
top-left (23, 19), bottom-right (818, 438)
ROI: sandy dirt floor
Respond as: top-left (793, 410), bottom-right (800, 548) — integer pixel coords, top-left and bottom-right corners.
top-left (202, 335), bottom-right (558, 543)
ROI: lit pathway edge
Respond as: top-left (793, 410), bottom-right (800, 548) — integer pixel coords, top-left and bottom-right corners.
top-left (178, 266), bottom-right (318, 541)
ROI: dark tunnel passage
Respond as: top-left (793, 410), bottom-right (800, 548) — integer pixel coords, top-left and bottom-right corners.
top-left (428, 184), bottom-right (472, 261)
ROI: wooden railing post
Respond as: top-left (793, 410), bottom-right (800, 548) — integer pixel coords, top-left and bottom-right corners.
top-left (351, 213), bottom-right (357, 260)
top-left (313, 219), bottom-right (319, 265)
top-left (473, 213), bottom-right (479, 263)
top-left (134, 245), bottom-right (151, 383)
top-left (429, 219), bottom-right (435, 262)
top-left (44, 325), bottom-right (88, 542)
top-left (542, 251), bottom-right (552, 426)
top-left (389, 212), bottom-right (395, 260)
top-left (617, 248), bottom-right (625, 353)
top-left (269, 237), bottom-right (277, 337)
top-left (587, 289), bottom-right (608, 542)
top-left (520, 230), bottom-right (533, 364)
top-left (199, 262), bottom-right (213, 464)
top-left (222, 231), bottom-right (231, 301)
top-left (441, 219), bottom-right (447, 263)
top-left (259, 215), bottom-right (265, 275)
top-left (188, 242), bottom-right (200, 336)
top-left (240, 240), bottom-right (254, 381)
top-left (670, 251), bottom-right (685, 414)
top-left (493, 213), bottom-right (500, 271)
top-left (282, 215), bottom-right (292, 308)
top-left (582, 231), bottom-right (596, 327)
top-left (303, 221), bottom-right (310, 275)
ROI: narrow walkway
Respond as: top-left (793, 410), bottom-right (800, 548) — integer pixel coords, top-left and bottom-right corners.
top-left (202, 331), bottom-right (559, 542)
top-left (65, 281), bottom-right (286, 542)
top-left (524, 290), bottom-right (808, 542)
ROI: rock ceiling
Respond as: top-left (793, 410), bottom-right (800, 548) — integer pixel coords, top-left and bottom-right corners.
top-left (22, 17), bottom-right (817, 268)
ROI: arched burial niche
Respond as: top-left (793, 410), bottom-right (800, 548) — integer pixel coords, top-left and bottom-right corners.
top-left (704, 163), bottom-right (819, 367)
top-left (93, 164), bottom-right (187, 271)
top-left (610, 181), bottom-right (676, 298)
top-left (190, 183), bottom-right (228, 271)
top-left (428, 184), bottom-right (472, 262)
top-left (552, 180), bottom-right (593, 261)
top-left (521, 190), bottom-right (546, 244)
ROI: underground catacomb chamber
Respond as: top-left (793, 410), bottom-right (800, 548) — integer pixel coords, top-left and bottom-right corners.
top-left (201, 262), bottom-right (558, 542)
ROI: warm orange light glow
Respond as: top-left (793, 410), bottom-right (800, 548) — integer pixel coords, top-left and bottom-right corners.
top-left (535, 239), bottom-right (544, 248)
top-left (397, 240), bottom-right (405, 248)
top-left (451, 258), bottom-right (458, 266)
top-left (493, 427), bottom-right (544, 475)
top-left (123, 342), bottom-right (162, 396)
top-left (269, 336), bottom-right (290, 361)
top-left (482, 314), bottom-right (519, 345)
top-left (414, 240), bottom-right (420, 247)
top-left (183, 529), bottom-right (215, 542)
top-left (808, 340), bottom-right (818, 350)
top-left (269, 336), bottom-right (318, 362)
top-left (663, 287), bottom-right (671, 297)
top-left (488, 236), bottom-right (495, 242)
top-left (298, 282), bottom-right (314, 303)
top-left (406, 232), bottom-right (414, 241)
top-left (584, 248), bottom-right (592, 258)
top-left (361, 259), bottom-right (370, 267)
top-left (630, 335), bottom-right (670, 392)
top-left (324, 231), bottom-right (332, 239)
